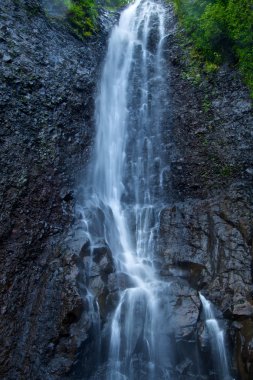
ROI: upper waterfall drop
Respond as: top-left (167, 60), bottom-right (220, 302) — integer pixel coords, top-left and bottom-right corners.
top-left (91, 0), bottom-right (167, 276)
top-left (90, 1), bottom-right (171, 378)
top-left (93, 0), bottom-right (138, 204)
top-left (93, 0), bottom-right (166, 209)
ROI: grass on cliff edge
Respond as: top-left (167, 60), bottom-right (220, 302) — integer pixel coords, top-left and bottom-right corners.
top-left (48, 0), bottom-right (98, 37)
top-left (49, 0), bottom-right (130, 38)
top-left (172, 0), bottom-right (253, 98)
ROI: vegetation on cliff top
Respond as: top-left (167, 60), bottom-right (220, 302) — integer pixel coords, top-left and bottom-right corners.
top-left (67, 0), bottom-right (98, 37)
top-left (173, 0), bottom-right (253, 97)
top-left (49, 0), bottom-right (130, 38)
top-left (101, 0), bottom-right (131, 9)
top-left (48, 0), bottom-right (253, 95)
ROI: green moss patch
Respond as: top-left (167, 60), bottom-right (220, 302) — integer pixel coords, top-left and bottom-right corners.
top-left (172, 0), bottom-right (253, 97)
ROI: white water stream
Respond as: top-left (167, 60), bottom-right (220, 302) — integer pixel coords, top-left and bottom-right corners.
top-left (81, 1), bottom-right (234, 379)
top-left (199, 294), bottom-right (232, 380)
top-left (91, 1), bottom-right (170, 378)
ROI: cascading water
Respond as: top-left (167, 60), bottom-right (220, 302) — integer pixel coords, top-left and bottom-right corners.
top-left (80, 0), bottom-right (234, 379)
top-left (84, 1), bottom-right (172, 378)
top-left (199, 294), bottom-right (232, 380)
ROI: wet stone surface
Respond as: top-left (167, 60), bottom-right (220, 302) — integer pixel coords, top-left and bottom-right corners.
top-left (0, 0), bottom-right (115, 378)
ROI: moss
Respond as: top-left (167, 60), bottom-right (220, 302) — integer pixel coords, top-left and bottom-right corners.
top-left (219, 164), bottom-right (234, 177)
top-left (67, 0), bottom-right (98, 38)
top-left (48, 0), bottom-right (133, 39)
top-left (203, 61), bottom-right (219, 74)
top-left (177, 28), bottom-right (217, 88)
top-left (171, 0), bottom-right (253, 97)
top-left (47, 0), bottom-right (98, 38)
top-left (103, 0), bottom-right (130, 10)
top-left (47, 0), bottom-right (130, 39)
top-left (25, 3), bottom-right (41, 17)
top-left (202, 96), bottom-right (211, 113)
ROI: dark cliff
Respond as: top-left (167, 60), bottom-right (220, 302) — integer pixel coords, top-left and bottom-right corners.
top-left (158, 3), bottom-right (253, 379)
top-left (0, 0), bottom-right (252, 379)
top-left (0, 0), bottom-right (114, 378)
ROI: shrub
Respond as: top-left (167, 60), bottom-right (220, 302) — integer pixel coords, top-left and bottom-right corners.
top-left (48, 0), bottom-right (131, 38)
top-left (102, 0), bottom-right (130, 8)
top-left (172, 0), bottom-right (253, 96)
top-left (67, 0), bottom-right (98, 38)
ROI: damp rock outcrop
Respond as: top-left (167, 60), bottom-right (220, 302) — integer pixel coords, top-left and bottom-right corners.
top-left (0, 0), bottom-right (115, 378)
top-left (157, 3), bottom-right (253, 378)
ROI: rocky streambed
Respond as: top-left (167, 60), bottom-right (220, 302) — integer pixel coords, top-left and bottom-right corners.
top-left (0, 1), bottom-right (252, 379)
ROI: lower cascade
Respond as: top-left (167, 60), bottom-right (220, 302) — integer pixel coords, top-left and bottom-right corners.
top-left (199, 294), bottom-right (232, 380)
top-left (79, 0), bottom-right (234, 379)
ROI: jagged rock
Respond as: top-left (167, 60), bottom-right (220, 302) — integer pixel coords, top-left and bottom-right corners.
top-left (0, 0), bottom-right (115, 379)
top-left (107, 271), bottom-right (136, 292)
top-left (232, 300), bottom-right (253, 317)
top-left (157, 186), bottom-right (253, 378)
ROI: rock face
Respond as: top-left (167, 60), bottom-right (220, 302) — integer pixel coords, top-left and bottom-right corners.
top-left (157, 187), bottom-right (253, 378)
top-left (156, 2), bottom-right (253, 379)
top-left (0, 0), bottom-right (116, 378)
top-left (158, 187), bottom-right (253, 308)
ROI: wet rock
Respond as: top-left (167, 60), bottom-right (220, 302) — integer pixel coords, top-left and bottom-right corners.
top-left (176, 358), bottom-right (193, 375)
top-left (158, 187), bottom-right (253, 313)
top-left (232, 300), bottom-right (253, 317)
top-left (164, 280), bottom-right (201, 339)
top-left (107, 271), bottom-right (136, 292)
top-left (2, 53), bottom-right (12, 62)
top-left (157, 189), bottom-right (253, 377)
top-left (80, 239), bottom-right (91, 258)
top-left (81, 242), bottom-right (116, 324)
top-left (167, 23), bottom-right (253, 202)
top-left (85, 244), bottom-right (114, 279)
top-left (246, 167), bottom-right (253, 175)
top-left (157, 4), bottom-right (253, 377)
top-left (0, 0), bottom-right (115, 379)
top-left (235, 319), bottom-right (253, 379)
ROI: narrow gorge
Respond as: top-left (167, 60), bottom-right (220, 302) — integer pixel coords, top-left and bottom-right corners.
top-left (0, 1), bottom-right (252, 379)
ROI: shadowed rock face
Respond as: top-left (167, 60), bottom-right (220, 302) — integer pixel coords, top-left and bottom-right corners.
top-left (157, 186), bottom-right (253, 376)
top-left (0, 0), bottom-right (116, 378)
top-left (158, 187), bottom-right (253, 302)
top-left (157, 3), bottom-right (253, 378)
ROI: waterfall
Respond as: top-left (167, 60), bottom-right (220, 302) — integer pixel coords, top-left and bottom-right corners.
top-left (199, 294), bottom-right (233, 380)
top-left (93, 0), bottom-right (167, 275)
top-left (86, 0), bottom-right (171, 378)
top-left (80, 0), bottom-right (234, 379)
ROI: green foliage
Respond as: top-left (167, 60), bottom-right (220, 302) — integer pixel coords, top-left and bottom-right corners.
top-left (49, 0), bottom-right (98, 38)
top-left (202, 96), bottom-right (211, 113)
top-left (226, 0), bottom-right (253, 96)
top-left (102, 0), bottom-right (130, 9)
top-left (25, 1), bottom-right (41, 16)
top-left (48, 0), bottom-right (131, 38)
top-left (67, 0), bottom-right (98, 37)
top-left (194, 2), bottom-right (229, 63)
top-left (173, 0), bottom-right (253, 96)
